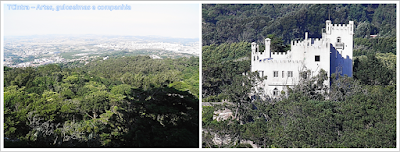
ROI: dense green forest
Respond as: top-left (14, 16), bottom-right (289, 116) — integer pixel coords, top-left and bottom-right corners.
top-left (203, 4), bottom-right (396, 46)
top-left (4, 56), bottom-right (199, 147)
top-left (203, 69), bottom-right (396, 148)
top-left (202, 4), bottom-right (396, 148)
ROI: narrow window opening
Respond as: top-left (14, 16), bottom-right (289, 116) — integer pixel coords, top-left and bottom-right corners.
top-left (273, 71), bottom-right (278, 77)
top-left (288, 71), bottom-right (293, 77)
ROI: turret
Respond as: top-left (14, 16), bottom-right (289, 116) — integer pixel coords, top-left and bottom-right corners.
top-left (265, 38), bottom-right (271, 58)
top-left (251, 42), bottom-right (257, 53)
top-left (251, 42), bottom-right (258, 64)
top-left (305, 32), bottom-right (308, 40)
top-left (305, 32), bottom-right (309, 46)
top-left (326, 20), bottom-right (331, 35)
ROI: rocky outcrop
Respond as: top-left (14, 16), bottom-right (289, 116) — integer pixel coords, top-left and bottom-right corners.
top-left (213, 109), bottom-right (234, 121)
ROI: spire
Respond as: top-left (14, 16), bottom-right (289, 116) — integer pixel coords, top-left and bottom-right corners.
top-left (328, 6), bottom-right (331, 20)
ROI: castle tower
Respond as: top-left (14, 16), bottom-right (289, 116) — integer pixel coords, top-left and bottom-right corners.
top-left (326, 20), bottom-right (354, 77)
top-left (325, 20), bottom-right (353, 60)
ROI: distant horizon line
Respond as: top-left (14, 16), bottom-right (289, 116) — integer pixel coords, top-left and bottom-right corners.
top-left (3, 34), bottom-right (199, 39)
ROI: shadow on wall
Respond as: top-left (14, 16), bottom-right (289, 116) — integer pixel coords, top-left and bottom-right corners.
top-left (329, 44), bottom-right (352, 78)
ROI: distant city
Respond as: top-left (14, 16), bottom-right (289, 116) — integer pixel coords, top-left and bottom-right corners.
top-left (4, 35), bottom-right (199, 68)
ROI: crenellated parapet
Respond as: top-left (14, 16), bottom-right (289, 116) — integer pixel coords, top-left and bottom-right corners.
top-left (326, 20), bottom-right (354, 35)
top-left (271, 51), bottom-right (287, 55)
top-left (262, 59), bottom-right (301, 63)
top-left (332, 23), bottom-right (349, 28)
top-left (291, 38), bottom-right (329, 51)
top-left (251, 19), bottom-right (353, 98)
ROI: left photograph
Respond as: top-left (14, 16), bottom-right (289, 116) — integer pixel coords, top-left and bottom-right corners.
top-left (2, 2), bottom-right (200, 148)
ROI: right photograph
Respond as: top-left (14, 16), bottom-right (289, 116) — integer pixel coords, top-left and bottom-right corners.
top-left (202, 4), bottom-right (397, 148)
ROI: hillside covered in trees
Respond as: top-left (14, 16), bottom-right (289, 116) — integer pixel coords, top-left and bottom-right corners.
top-left (4, 56), bottom-right (199, 147)
top-left (202, 4), bottom-right (396, 148)
top-left (203, 4), bottom-right (396, 46)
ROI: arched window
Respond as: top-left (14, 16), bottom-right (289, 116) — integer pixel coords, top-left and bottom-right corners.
top-left (273, 88), bottom-right (279, 96)
top-left (335, 37), bottom-right (344, 49)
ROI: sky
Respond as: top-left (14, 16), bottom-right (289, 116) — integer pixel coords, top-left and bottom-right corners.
top-left (2, 2), bottom-right (200, 38)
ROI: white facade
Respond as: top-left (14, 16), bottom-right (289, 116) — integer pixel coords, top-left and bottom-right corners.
top-left (251, 20), bottom-right (354, 97)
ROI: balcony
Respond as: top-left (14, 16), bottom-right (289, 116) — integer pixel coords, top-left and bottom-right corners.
top-left (335, 42), bottom-right (344, 50)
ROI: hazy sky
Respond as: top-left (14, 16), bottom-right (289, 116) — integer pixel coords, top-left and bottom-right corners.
top-left (3, 2), bottom-right (199, 38)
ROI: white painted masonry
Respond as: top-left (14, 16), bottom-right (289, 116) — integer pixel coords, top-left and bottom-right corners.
top-left (251, 20), bottom-right (354, 97)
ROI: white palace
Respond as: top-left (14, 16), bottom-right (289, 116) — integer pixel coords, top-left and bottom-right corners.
top-left (251, 20), bottom-right (354, 97)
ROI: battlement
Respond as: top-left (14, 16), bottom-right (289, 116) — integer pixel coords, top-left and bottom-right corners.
top-left (332, 23), bottom-right (348, 27)
top-left (292, 38), bottom-right (324, 47)
top-left (326, 20), bottom-right (354, 35)
top-left (331, 23), bottom-right (351, 30)
top-left (254, 51), bottom-right (268, 56)
top-left (264, 59), bottom-right (301, 63)
top-left (271, 51), bottom-right (287, 55)
top-left (256, 58), bottom-right (301, 63)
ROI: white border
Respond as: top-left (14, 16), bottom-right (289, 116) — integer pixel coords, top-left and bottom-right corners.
top-left (396, 0), bottom-right (400, 151)
top-left (1, 1), bottom-right (399, 151)
top-left (198, 2), bottom-right (202, 149)
top-left (199, 1), bottom-right (399, 151)
top-left (1, 0), bottom-right (4, 150)
top-left (1, 1), bottom-right (201, 151)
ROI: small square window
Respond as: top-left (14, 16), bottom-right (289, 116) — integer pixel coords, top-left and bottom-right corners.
top-left (315, 55), bottom-right (320, 62)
